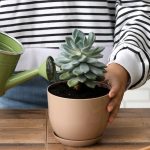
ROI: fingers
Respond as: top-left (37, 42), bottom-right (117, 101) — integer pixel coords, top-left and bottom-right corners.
top-left (107, 80), bottom-right (124, 123)
top-left (108, 97), bottom-right (121, 123)
top-left (107, 81), bottom-right (121, 109)
top-left (107, 73), bottom-right (121, 99)
top-left (107, 93), bottom-right (121, 113)
top-left (107, 90), bottom-right (124, 123)
top-left (104, 63), bottom-right (129, 123)
top-left (108, 104), bottom-right (120, 123)
top-left (108, 83), bottom-right (119, 98)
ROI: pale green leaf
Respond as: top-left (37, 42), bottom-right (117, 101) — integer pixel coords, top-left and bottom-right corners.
top-left (66, 37), bottom-right (78, 50)
top-left (85, 80), bottom-right (97, 88)
top-left (90, 66), bottom-right (104, 76)
top-left (71, 59), bottom-right (80, 65)
top-left (67, 77), bottom-right (79, 87)
top-left (91, 53), bottom-right (103, 58)
top-left (87, 58), bottom-right (98, 63)
top-left (91, 62), bottom-right (106, 68)
top-left (78, 55), bottom-right (87, 62)
top-left (87, 32), bottom-right (95, 46)
top-left (61, 44), bottom-right (76, 55)
top-left (61, 63), bottom-right (74, 70)
top-left (72, 29), bottom-right (78, 39)
top-left (83, 47), bottom-right (104, 58)
top-left (73, 29), bottom-right (85, 44)
top-left (83, 36), bottom-right (88, 47)
top-left (84, 72), bottom-right (97, 80)
top-left (80, 63), bottom-right (89, 73)
top-left (73, 66), bottom-right (82, 76)
top-left (55, 57), bottom-right (70, 64)
top-left (61, 51), bottom-right (71, 58)
top-left (78, 75), bottom-right (86, 83)
top-left (59, 72), bottom-right (73, 80)
top-left (76, 29), bottom-right (85, 39)
top-left (76, 40), bottom-right (84, 49)
top-left (71, 55), bottom-right (86, 62)
top-left (81, 45), bottom-right (91, 54)
top-left (91, 47), bottom-right (104, 54)
top-left (71, 55), bottom-right (81, 60)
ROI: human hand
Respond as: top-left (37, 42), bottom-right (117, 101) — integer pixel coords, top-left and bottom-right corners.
top-left (105, 63), bottom-right (129, 123)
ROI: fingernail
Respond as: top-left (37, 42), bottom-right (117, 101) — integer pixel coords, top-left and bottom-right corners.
top-left (108, 105), bottom-right (113, 112)
top-left (109, 92), bottom-right (114, 98)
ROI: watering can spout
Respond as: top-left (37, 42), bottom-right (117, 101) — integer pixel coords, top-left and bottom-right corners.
top-left (0, 32), bottom-right (56, 96)
top-left (4, 56), bottom-right (56, 93)
top-left (0, 56), bottom-right (56, 96)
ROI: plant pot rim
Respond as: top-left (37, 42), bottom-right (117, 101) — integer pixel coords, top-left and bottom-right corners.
top-left (47, 81), bottom-right (110, 101)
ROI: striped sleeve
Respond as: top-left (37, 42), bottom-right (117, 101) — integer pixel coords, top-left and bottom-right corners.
top-left (108, 0), bottom-right (150, 89)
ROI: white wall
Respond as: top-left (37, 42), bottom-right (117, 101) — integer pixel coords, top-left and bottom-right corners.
top-left (121, 80), bottom-right (150, 108)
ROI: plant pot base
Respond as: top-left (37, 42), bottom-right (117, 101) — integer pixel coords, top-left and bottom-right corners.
top-left (53, 132), bottom-right (102, 147)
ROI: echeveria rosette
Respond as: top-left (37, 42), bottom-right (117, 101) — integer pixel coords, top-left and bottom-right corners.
top-left (55, 29), bottom-right (106, 89)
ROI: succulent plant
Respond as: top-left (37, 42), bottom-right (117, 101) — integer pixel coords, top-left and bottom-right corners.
top-left (55, 29), bottom-right (106, 89)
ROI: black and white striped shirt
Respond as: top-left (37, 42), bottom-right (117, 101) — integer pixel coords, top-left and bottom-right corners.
top-left (0, 0), bottom-right (115, 48)
top-left (0, 0), bottom-right (150, 89)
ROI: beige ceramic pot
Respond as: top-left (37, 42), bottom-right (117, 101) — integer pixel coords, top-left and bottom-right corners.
top-left (47, 81), bottom-right (110, 146)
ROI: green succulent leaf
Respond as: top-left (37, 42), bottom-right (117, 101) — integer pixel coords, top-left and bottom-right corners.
top-left (55, 57), bottom-right (70, 66)
top-left (71, 59), bottom-right (80, 65)
top-left (67, 76), bottom-right (86, 87)
top-left (88, 47), bottom-right (104, 57)
top-left (80, 63), bottom-right (90, 73)
top-left (78, 55), bottom-right (87, 62)
top-left (85, 80), bottom-right (97, 88)
top-left (73, 66), bottom-right (82, 76)
top-left (92, 47), bottom-right (104, 53)
top-left (87, 32), bottom-right (96, 46)
top-left (71, 55), bottom-right (86, 63)
top-left (72, 29), bottom-right (78, 40)
top-left (67, 77), bottom-right (80, 87)
top-left (59, 72), bottom-right (73, 80)
top-left (76, 40), bottom-right (84, 49)
top-left (61, 62), bottom-right (74, 70)
top-left (76, 29), bottom-right (85, 39)
top-left (61, 44), bottom-right (76, 55)
top-left (57, 29), bottom-right (106, 89)
top-left (90, 65), bottom-right (104, 76)
top-left (87, 58), bottom-right (98, 63)
top-left (83, 36), bottom-right (88, 47)
top-left (71, 55), bottom-right (81, 60)
top-left (66, 37), bottom-right (78, 50)
top-left (73, 29), bottom-right (86, 44)
top-left (78, 75), bottom-right (87, 83)
top-left (81, 45), bottom-right (92, 54)
top-left (91, 62), bottom-right (106, 68)
top-left (84, 72), bottom-right (97, 80)
top-left (91, 53), bottom-right (103, 58)
top-left (61, 51), bottom-right (71, 58)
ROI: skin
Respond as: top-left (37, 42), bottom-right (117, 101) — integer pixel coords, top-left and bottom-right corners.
top-left (105, 63), bottom-right (130, 123)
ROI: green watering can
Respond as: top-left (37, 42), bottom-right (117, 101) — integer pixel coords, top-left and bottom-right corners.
top-left (0, 32), bottom-right (56, 95)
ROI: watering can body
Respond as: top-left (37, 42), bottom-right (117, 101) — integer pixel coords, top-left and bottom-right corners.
top-left (0, 32), bottom-right (56, 95)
